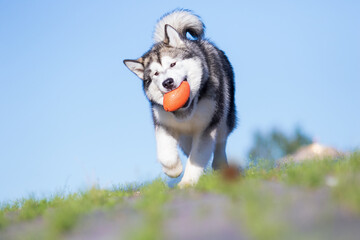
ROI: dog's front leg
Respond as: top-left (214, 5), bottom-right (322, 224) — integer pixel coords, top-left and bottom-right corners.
top-left (155, 126), bottom-right (183, 178)
top-left (178, 130), bottom-right (216, 188)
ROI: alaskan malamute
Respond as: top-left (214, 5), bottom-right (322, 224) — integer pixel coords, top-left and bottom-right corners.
top-left (124, 9), bottom-right (236, 187)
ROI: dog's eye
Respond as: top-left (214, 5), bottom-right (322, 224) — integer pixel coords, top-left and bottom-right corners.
top-left (154, 71), bottom-right (159, 76)
top-left (170, 62), bottom-right (176, 68)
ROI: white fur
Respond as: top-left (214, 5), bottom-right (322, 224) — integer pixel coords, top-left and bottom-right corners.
top-left (153, 10), bottom-right (203, 43)
top-left (153, 99), bottom-right (229, 187)
top-left (155, 126), bottom-right (183, 178)
top-left (153, 98), bottom-right (216, 133)
top-left (178, 129), bottom-right (217, 188)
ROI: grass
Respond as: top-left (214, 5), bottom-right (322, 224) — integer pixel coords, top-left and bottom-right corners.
top-left (44, 188), bottom-right (129, 238)
top-left (0, 152), bottom-right (359, 240)
top-left (196, 152), bottom-right (360, 240)
top-left (129, 179), bottom-right (169, 240)
top-left (0, 185), bottom-right (137, 239)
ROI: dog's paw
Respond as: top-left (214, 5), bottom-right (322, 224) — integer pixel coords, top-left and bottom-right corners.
top-left (162, 161), bottom-right (183, 178)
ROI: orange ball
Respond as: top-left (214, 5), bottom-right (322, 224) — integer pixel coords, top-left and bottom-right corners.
top-left (163, 81), bottom-right (190, 112)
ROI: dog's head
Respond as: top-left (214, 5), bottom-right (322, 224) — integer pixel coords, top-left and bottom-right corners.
top-left (124, 25), bottom-right (205, 113)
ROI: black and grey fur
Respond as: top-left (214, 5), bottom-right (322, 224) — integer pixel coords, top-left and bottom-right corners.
top-left (124, 9), bottom-right (236, 187)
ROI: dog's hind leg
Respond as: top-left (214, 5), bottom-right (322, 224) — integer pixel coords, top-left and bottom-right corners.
top-left (212, 140), bottom-right (228, 170)
top-left (155, 126), bottom-right (183, 178)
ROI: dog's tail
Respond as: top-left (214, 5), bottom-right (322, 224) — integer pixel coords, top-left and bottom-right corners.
top-left (153, 9), bottom-right (205, 43)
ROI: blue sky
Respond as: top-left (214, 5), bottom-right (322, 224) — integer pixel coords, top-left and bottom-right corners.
top-left (1, 0), bottom-right (359, 202)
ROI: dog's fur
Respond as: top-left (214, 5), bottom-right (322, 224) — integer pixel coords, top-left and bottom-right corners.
top-left (124, 9), bottom-right (236, 187)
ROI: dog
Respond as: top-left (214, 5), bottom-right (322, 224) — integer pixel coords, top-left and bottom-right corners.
top-left (124, 9), bottom-right (236, 187)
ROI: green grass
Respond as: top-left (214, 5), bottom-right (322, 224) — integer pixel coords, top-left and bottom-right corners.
top-left (195, 152), bottom-right (360, 240)
top-left (129, 178), bottom-right (169, 240)
top-left (1, 152), bottom-right (359, 240)
top-left (45, 187), bottom-right (129, 238)
top-left (0, 185), bottom-right (138, 239)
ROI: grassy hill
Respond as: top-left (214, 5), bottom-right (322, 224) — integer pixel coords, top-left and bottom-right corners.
top-left (1, 152), bottom-right (360, 240)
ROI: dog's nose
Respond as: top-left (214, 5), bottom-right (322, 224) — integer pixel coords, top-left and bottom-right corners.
top-left (162, 78), bottom-right (175, 90)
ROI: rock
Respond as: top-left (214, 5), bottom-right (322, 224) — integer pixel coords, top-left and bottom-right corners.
top-left (277, 143), bottom-right (344, 165)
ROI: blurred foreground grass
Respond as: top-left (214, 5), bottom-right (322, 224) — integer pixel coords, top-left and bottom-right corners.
top-left (0, 152), bottom-right (359, 240)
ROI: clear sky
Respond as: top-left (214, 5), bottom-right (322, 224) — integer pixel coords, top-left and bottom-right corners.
top-left (1, 0), bottom-right (359, 202)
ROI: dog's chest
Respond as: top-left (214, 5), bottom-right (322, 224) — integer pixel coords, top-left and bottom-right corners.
top-left (154, 99), bottom-right (216, 134)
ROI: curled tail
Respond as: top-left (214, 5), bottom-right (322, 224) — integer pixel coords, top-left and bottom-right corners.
top-left (153, 9), bottom-right (205, 43)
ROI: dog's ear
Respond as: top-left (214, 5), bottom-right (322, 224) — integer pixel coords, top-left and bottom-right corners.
top-left (164, 24), bottom-right (184, 47)
top-left (123, 60), bottom-right (144, 80)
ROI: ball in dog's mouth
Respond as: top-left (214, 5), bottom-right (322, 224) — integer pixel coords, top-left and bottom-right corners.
top-left (181, 98), bottom-right (191, 109)
top-left (163, 80), bottom-right (190, 112)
